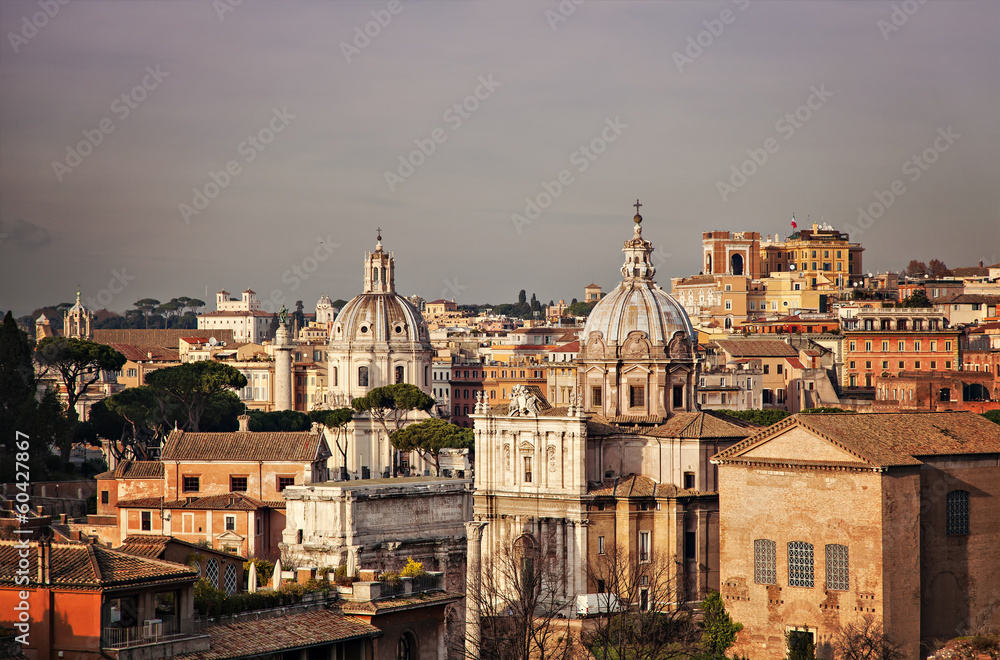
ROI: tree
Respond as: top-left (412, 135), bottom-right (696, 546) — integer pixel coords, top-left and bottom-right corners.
top-left (390, 417), bottom-right (473, 476)
top-left (144, 360), bottom-right (247, 431)
top-left (983, 410), bottom-right (1000, 425)
top-left (927, 259), bottom-right (951, 278)
top-left (459, 535), bottom-right (575, 660)
top-left (833, 614), bottom-right (904, 660)
top-left (716, 409), bottom-right (788, 427)
top-left (583, 542), bottom-right (701, 660)
top-left (247, 409), bottom-right (311, 432)
top-left (899, 289), bottom-right (932, 308)
top-left (105, 386), bottom-right (170, 460)
top-left (904, 260), bottom-right (927, 278)
top-left (518, 290), bottom-right (527, 305)
top-left (35, 337), bottom-right (127, 430)
top-left (0, 312), bottom-right (68, 481)
top-left (311, 407), bottom-right (355, 478)
top-left (699, 591), bottom-right (743, 659)
top-left (786, 627), bottom-right (816, 660)
top-left (352, 384), bottom-right (435, 476)
top-left (565, 300), bottom-right (597, 317)
top-left (133, 298), bottom-right (161, 329)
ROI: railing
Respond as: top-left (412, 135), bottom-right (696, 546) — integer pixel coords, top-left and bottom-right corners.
top-left (101, 617), bottom-right (195, 649)
top-left (375, 572), bottom-right (443, 599)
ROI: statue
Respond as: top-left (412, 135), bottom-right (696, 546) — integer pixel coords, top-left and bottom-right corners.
top-left (508, 384), bottom-right (541, 417)
top-left (278, 304), bottom-right (288, 326)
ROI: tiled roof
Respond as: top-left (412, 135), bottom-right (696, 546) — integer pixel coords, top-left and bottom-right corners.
top-left (552, 341), bottom-right (580, 352)
top-left (162, 430), bottom-right (325, 462)
top-left (673, 275), bottom-right (716, 286)
top-left (338, 590), bottom-right (462, 615)
top-left (94, 329), bottom-right (235, 349)
top-left (172, 610), bottom-right (381, 659)
top-left (648, 412), bottom-right (759, 439)
top-left (588, 474), bottom-right (695, 498)
top-left (198, 310), bottom-right (272, 317)
top-left (116, 493), bottom-right (281, 511)
top-left (713, 411), bottom-right (1000, 468)
top-left (713, 339), bottom-right (799, 358)
top-left (108, 343), bottom-right (180, 362)
top-left (950, 267), bottom-right (990, 278)
top-left (786, 357), bottom-right (806, 370)
top-left (119, 536), bottom-right (170, 559)
top-left (0, 541), bottom-right (197, 589)
top-left (97, 460), bottom-right (165, 481)
top-left (934, 294), bottom-right (1000, 305)
top-left (606, 414), bottom-right (664, 424)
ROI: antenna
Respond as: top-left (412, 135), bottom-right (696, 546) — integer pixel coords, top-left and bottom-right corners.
top-left (209, 337), bottom-right (218, 346)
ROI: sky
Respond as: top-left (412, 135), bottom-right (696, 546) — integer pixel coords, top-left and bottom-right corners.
top-left (1, 0), bottom-right (998, 317)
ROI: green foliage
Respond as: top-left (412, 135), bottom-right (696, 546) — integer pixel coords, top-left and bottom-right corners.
top-left (309, 407), bottom-right (354, 429)
top-left (145, 360), bottom-right (247, 431)
top-left (352, 383), bottom-right (435, 418)
top-left (786, 628), bottom-right (815, 660)
top-left (35, 337), bottom-right (127, 424)
top-left (716, 409), bottom-right (791, 427)
top-left (698, 592), bottom-right (743, 659)
top-left (981, 410), bottom-right (1000, 425)
top-left (86, 493), bottom-right (97, 514)
top-left (389, 417), bottom-right (472, 475)
top-left (243, 559), bottom-right (275, 586)
top-left (800, 407), bottom-right (853, 414)
top-left (193, 577), bottom-right (329, 618)
top-left (899, 289), bottom-right (932, 308)
top-left (565, 300), bottom-right (598, 317)
top-left (400, 557), bottom-right (426, 578)
top-left (247, 409), bottom-right (311, 432)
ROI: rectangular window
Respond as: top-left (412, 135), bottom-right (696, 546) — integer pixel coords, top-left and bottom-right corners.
top-left (915, 361), bottom-right (921, 369)
top-left (788, 541), bottom-right (815, 587)
top-left (598, 536), bottom-right (605, 555)
top-left (225, 515), bottom-right (235, 531)
top-left (882, 341), bottom-right (889, 351)
top-left (101, 490), bottom-right (109, 504)
top-left (230, 476), bottom-right (248, 492)
top-left (946, 361), bottom-right (952, 369)
top-left (899, 360), bottom-right (905, 369)
top-left (946, 490), bottom-right (970, 535)
top-left (930, 360), bottom-right (936, 369)
top-left (946, 341), bottom-right (952, 351)
top-left (777, 364), bottom-right (783, 375)
top-left (825, 544), bottom-right (849, 591)
top-left (764, 364), bottom-right (770, 374)
top-left (882, 361), bottom-right (889, 369)
top-left (256, 516), bottom-right (263, 536)
top-left (141, 511), bottom-right (151, 531)
top-left (183, 476), bottom-right (200, 493)
top-left (685, 531), bottom-right (697, 562)
top-left (754, 539), bottom-right (776, 584)
top-left (849, 341), bottom-right (856, 351)
top-left (629, 385), bottom-right (645, 408)
top-left (914, 341), bottom-right (921, 351)
top-left (524, 456), bottom-right (532, 483)
top-left (683, 472), bottom-right (695, 490)
top-left (277, 477), bottom-right (295, 492)
top-left (865, 341), bottom-right (872, 352)
top-left (639, 531), bottom-right (651, 562)
top-left (592, 386), bottom-right (602, 407)
top-left (725, 300), bottom-right (732, 310)
top-left (931, 340), bottom-right (937, 351)
top-left (849, 361), bottom-right (856, 369)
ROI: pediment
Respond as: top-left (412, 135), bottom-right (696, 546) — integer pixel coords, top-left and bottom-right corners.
top-left (519, 441), bottom-right (534, 453)
top-left (217, 530), bottom-right (245, 542)
top-left (736, 426), bottom-right (869, 464)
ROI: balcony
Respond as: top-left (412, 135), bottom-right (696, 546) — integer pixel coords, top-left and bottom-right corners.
top-left (102, 617), bottom-right (210, 659)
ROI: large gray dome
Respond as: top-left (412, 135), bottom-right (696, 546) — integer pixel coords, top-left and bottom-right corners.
top-left (332, 292), bottom-right (429, 344)
top-left (583, 281), bottom-right (694, 347)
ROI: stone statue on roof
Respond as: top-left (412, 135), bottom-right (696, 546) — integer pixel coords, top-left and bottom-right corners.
top-left (278, 304), bottom-right (288, 325)
top-left (509, 384), bottom-right (541, 417)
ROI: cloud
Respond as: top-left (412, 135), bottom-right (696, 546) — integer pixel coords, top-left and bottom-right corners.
top-left (0, 218), bottom-right (52, 252)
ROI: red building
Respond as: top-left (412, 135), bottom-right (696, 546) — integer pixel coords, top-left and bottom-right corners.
top-left (842, 308), bottom-right (960, 391)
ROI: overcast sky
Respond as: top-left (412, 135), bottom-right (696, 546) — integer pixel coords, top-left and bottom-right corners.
top-left (1, 0), bottom-right (998, 316)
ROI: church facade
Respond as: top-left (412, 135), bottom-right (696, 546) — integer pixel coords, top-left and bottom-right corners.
top-left (466, 206), bottom-right (756, 635)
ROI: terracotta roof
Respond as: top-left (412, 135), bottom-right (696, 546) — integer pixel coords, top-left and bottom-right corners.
top-left (606, 414), bottom-right (664, 424)
top-left (118, 460), bottom-right (165, 478)
top-left (713, 411), bottom-right (1000, 468)
top-left (0, 541), bottom-right (197, 589)
top-left (93, 329), bottom-right (235, 349)
top-left (119, 536), bottom-right (170, 558)
top-left (588, 474), bottom-right (695, 498)
top-left (552, 341), bottom-right (580, 352)
top-left (161, 430), bottom-right (327, 462)
top-left (934, 294), bottom-right (1000, 305)
top-left (116, 493), bottom-right (281, 511)
top-left (108, 343), bottom-right (180, 361)
top-left (173, 610), bottom-right (381, 659)
top-left (950, 267), bottom-right (990, 278)
top-left (585, 283), bottom-right (601, 289)
top-left (647, 412), bottom-right (759, 439)
top-left (786, 357), bottom-right (806, 370)
top-left (673, 274), bottom-right (716, 286)
top-left (712, 339), bottom-right (799, 358)
top-left (198, 310), bottom-right (272, 317)
top-left (337, 590), bottom-right (462, 615)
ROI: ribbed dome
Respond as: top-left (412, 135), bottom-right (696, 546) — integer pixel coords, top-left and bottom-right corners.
top-left (332, 293), bottom-right (429, 344)
top-left (583, 281), bottom-right (694, 346)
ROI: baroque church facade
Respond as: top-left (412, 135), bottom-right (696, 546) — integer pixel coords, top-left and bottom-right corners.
top-left (325, 231), bottom-right (437, 478)
top-left (466, 207), bottom-right (756, 635)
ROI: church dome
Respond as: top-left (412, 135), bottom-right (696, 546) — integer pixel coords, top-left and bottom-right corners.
top-left (332, 293), bottom-right (429, 343)
top-left (582, 204), bottom-right (694, 349)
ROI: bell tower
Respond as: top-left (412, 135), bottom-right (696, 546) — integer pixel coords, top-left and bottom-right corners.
top-left (363, 228), bottom-right (395, 294)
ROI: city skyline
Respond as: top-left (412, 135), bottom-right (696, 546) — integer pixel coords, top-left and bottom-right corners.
top-left (1, 0), bottom-right (998, 316)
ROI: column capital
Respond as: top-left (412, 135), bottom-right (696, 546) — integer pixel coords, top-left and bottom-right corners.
top-left (465, 520), bottom-right (488, 540)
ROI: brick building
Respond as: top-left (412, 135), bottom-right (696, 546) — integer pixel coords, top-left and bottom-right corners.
top-left (758, 223), bottom-right (863, 286)
top-left (711, 412), bottom-right (1000, 659)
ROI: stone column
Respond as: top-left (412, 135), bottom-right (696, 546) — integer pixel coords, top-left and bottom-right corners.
top-left (565, 520), bottom-right (576, 600)
top-left (464, 521), bottom-right (488, 660)
top-left (274, 323), bottom-right (293, 411)
top-left (575, 520), bottom-right (588, 596)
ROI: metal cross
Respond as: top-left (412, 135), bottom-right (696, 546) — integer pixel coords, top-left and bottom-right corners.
top-left (634, 199), bottom-right (642, 215)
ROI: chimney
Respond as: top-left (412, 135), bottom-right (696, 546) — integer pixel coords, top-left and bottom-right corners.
top-left (37, 543), bottom-right (44, 583)
top-left (238, 414), bottom-right (250, 432)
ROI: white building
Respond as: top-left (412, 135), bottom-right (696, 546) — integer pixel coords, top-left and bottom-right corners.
top-left (197, 289), bottom-right (272, 343)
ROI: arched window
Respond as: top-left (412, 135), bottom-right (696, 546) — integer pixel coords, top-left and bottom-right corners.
top-left (224, 564), bottom-right (238, 595)
top-left (706, 254), bottom-right (712, 273)
top-left (358, 366), bottom-right (369, 387)
top-left (206, 558), bottom-right (219, 586)
top-left (397, 633), bottom-right (415, 660)
top-left (332, 366), bottom-right (338, 387)
top-left (395, 365), bottom-right (405, 384)
top-left (372, 267), bottom-right (379, 285)
top-left (946, 490), bottom-right (969, 535)
top-left (731, 253), bottom-right (744, 275)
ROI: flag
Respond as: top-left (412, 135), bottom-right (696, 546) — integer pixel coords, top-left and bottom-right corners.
top-left (791, 213), bottom-right (797, 229)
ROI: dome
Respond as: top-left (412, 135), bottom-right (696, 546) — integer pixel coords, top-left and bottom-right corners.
top-left (332, 292), bottom-right (429, 344)
top-left (583, 281), bottom-right (694, 347)
top-left (582, 204), bottom-right (694, 351)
